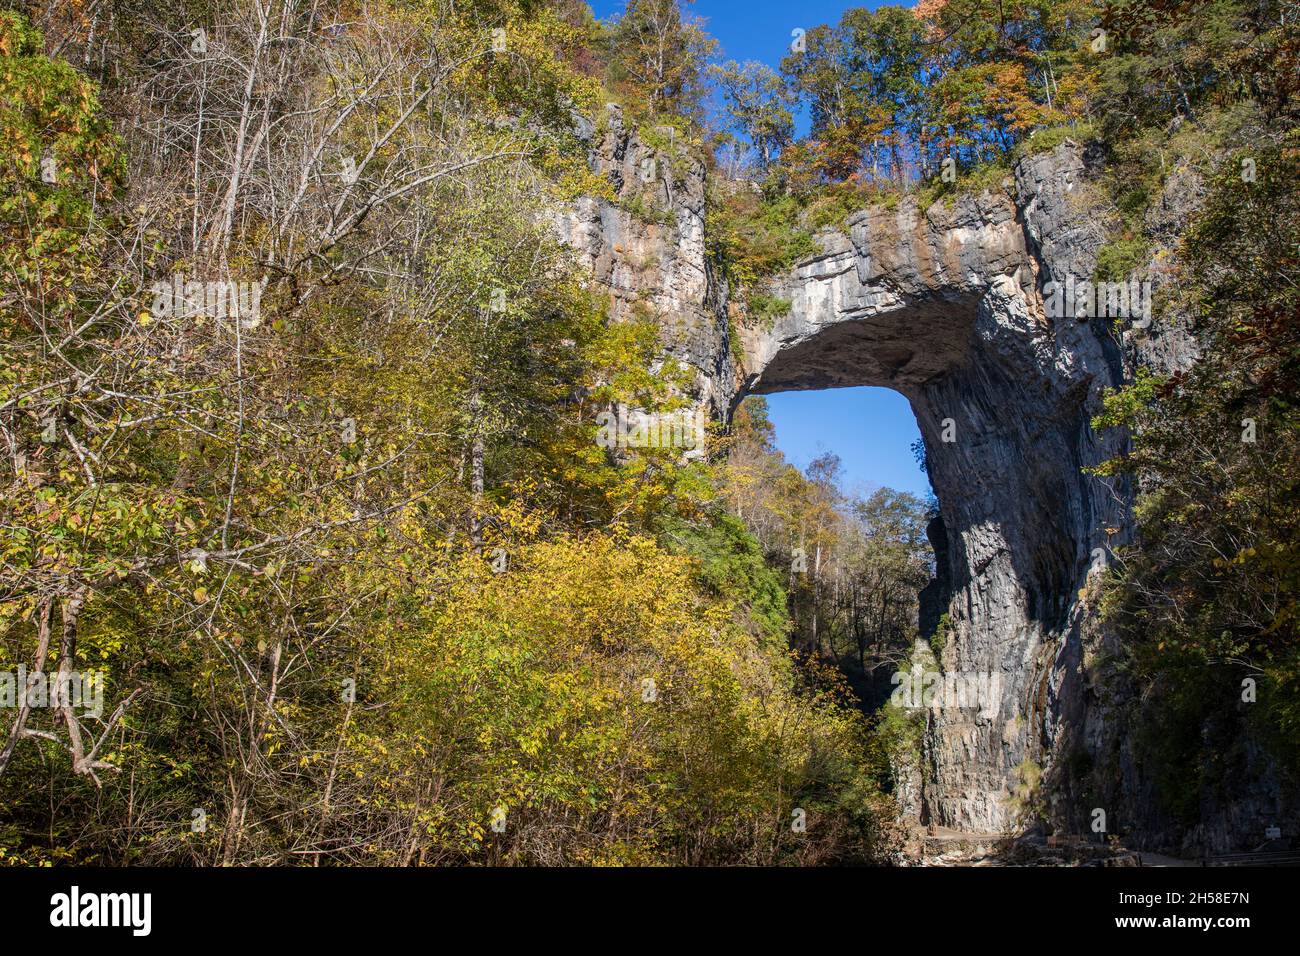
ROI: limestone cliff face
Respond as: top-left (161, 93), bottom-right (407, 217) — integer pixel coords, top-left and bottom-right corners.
top-left (563, 112), bottom-right (1271, 850)
top-left (556, 104), bottom-right (735, 419)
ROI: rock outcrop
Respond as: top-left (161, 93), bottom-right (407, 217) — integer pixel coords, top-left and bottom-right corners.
top-left (556, 105), bottom-right (736, 420)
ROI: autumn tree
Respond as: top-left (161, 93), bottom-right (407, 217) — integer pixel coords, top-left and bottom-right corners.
top-left (606, 0), bottom-right (716, 122)
top-left (710, 60), bottom-right (795, 174)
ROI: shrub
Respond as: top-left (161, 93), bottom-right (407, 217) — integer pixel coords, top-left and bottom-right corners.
top-left (354, 533), bottom-right (899, 864)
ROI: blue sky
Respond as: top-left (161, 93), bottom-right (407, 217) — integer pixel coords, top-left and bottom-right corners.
top-left (589, 1), bottom-right (930, 499)
top-left (761, 388), bottom-right (932, 499)
top-left (588, 0), bottom-right (871, 67)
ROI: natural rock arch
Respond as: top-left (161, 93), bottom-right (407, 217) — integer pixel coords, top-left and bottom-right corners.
top-left (562, 109), bottom-right (1168, 834)
top-left (730, 150), bottom-right (1133, 831)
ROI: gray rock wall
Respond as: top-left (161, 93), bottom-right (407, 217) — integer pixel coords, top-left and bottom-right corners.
top-left (555, 105), bottom-right (735, 419)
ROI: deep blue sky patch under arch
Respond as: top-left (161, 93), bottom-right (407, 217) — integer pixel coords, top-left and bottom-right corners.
top-left (764, 387), bottom-right (932, 499)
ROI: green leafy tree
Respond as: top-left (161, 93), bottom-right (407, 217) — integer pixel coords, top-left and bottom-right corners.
top-left (710, 60), bottom-right (795, 173)
top-left (1092, 137), bottom-right (1300, 783)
